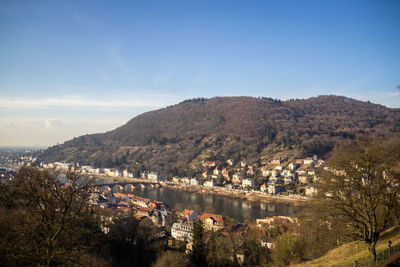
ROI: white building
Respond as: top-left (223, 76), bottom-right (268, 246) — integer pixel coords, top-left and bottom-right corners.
top-left (288, 163), bottom-right (297, 171)
top-left (148, 172), bottom-right (161, 182)
top-left (242, 178), bottom-right (256, 188)
top-left (304, 158), bottom-right (314, 165)
top-left (171, 221), bottom-right (194, 242)
top-left (190, 178), bottom-right (199, 186)
top-left (305, 186), bottom-right (318, 196)
top-left (204, 180), bottom-right (214, 188)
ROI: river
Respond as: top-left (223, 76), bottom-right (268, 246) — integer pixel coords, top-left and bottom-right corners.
top-left (132, 187), bottom-right (301, 222)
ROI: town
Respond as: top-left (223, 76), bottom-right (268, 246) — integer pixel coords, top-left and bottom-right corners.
top-left (0, 149), bottom-right (325, 263)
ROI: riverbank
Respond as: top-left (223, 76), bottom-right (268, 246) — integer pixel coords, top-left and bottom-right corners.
top-left (162, 183), bottom-right (309, 206)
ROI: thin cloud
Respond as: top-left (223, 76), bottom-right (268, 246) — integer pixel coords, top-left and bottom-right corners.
top-left (0, 94), bottom-right (185, 109)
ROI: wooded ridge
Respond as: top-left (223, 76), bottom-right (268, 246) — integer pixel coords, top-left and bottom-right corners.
top-left (39, 95), bottom-right (400, 177)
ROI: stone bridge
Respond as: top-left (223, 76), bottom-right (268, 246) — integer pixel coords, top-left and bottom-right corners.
top-left (92, 180), bottom-right (160, 194)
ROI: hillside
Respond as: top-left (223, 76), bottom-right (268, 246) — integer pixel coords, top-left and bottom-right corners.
top-left (39, 95), bottom-right (400, 176)
top-left (293, 226), bottom-right (400, 267)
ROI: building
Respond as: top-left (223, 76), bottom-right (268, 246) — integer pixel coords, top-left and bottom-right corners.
top-left (288, 163), bottom-right (297, 171)
top-left (270, 158), bottom-right (281, 165)
top-left (203, 180), bottom-right (214, 188)
top-left (261, 166), bottom-right (272, 177)
top-left (148, 172), bottom-right (161, 182)
top-left (304, 158), bottom-right (314, 165)
top-left (232, 173), bottom-right (242, 185)
top-left (268, 184), bottom-right (284, 195)
top-left (298, 175), bottom-right (310, 184)
top-left (256, 216), bottom-right (295, 227)
top-left (171, 221), bottom-right (194, 241)
top-left (260, 183), bottom-right (267, 193)
top-left (242, 178), bottom-right (255, 188)
top-left (190, 178), bottom-right (199, 186)
top-left (199, 213), bottom-right (224, 231)
top-left (178, 209), bottom-right (198, 221)
top-left (305, 186), bottom-right (318, 196)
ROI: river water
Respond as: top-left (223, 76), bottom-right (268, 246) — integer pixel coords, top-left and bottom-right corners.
top-left (132, 187), bottom-right (301, 222)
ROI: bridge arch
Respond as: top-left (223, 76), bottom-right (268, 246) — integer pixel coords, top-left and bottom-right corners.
top-left (124, 184), bottom-right (135, 193)
top-left (100, 185), bottom-right (111, 194)
top-left (112, 184), bottom-right (123, 193)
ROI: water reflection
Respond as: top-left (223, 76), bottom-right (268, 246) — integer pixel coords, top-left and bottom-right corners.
top-left (133, 187), bottom-right (300, 221)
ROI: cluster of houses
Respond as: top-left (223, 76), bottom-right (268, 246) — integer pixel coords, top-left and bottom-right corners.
top-left (88, 188), bottom-right (172, 229)
top-left (37, 154), bottom-right (326, 199)
top-left (172, 156), bottom-right (325, 197)
top-left (171, 210), bottom-right (225, 242)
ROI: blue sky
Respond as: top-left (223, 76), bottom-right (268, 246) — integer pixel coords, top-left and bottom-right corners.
top-left (1, 0), bottom-right (399, 146)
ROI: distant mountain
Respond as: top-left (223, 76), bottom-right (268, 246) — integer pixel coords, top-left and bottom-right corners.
top-left (39, 95), bottom-right (400, 176)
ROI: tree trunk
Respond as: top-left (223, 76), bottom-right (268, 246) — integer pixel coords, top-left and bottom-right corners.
top-left (368, 241), bottom-right (377, 261)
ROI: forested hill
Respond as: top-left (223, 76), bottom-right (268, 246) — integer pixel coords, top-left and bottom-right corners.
top-left (39, 95), bottom-right (400, 176)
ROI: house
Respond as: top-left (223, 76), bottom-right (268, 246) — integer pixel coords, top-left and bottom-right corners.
top-left (171, 221), bottom-right (194, 241)
top-left (148, 172), bottom-right (160, 182)
top-left (221, 168), bottom-right (230, 179)
top-left (150, 210), bottom-right (169, 226)
top-left (226, 159), bottom-right (235, 166)
top-left (242, 178), bottom-right (255, 189)
top-left (202, 171), bottom-right (208, 179)
top-left (303, 158), bottom-right (314, 165)
top-left (305, 186), bottom-right (318, 196)
top-left (213, 167), bottom-right (220, 176)
top-left (190, 178), bottom-right (199, 186)
top-left (123, 169), bottom-right (129, 177)
top-left (247, 167), bottom-right (255, 175)
top-left (137, 207), bottom-right (153, 217)
top-left (256, 216), bottom-right (294, 227)
top-left (271, 169), bottom-right (280, 177)
top-left (178, 209), bottom-right (198, 221)
top-left (260, 183), bottom-right (267, 193)
top-left (296, 168), bottom-right (307, 175)
top-left (282, 170), bottom-right (292, 177)
top-left (199, 213), bottom-right (224, 231)
top-left (288, 162), bottom-right (297, 171)
top-left (316, 159), bottom-right (325, 168)
top-left (307, 169), bottom-right (316, 176)
top-left (203, 180), bottom-right (214, 188)
top-left (172, 176), bottom-right (181, 183)
top-left (298, 175), bottom-right (310, 184)
top-left (182, 177), bottom-right (191, 185)
top-left (232, 173), bottom-right (242, 185)
top-left (131, 195), bottom-right (150, 208)
top-left (284, 176), bottom-right (293, 185)
top-left (202, 161), bottom-right (216, 167)
top-left (270, 158), bottom-right (281, 165)
top-left (240, 161), bottom-right (248, 167)
top-left (261, 166), bottom-right (272, 177)
top-left (268, 184), bottom-right (284, 195)
top-left (275, 165), bottom-right (284, 171)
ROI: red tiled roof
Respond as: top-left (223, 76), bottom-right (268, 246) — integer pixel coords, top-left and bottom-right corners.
top-left (183, 209), bottom-right (194, 216)
top-left (199, 213), bottom-right (224, 224)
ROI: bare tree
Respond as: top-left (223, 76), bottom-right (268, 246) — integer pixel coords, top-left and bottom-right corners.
top-left (0, 167), bottom-right (102, 266)
top-left (317, 136), bottom-right (400, 260)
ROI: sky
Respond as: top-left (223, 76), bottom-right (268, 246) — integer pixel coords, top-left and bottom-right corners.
top-left (1, 0), bottom-right (399, 146)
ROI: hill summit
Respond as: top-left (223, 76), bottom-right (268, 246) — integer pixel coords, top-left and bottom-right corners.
top-left (40, 95), bottom-right (400, 176)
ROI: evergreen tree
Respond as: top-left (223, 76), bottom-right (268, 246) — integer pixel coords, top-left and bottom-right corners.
top-left (190, 220), bottom-right (206, 267)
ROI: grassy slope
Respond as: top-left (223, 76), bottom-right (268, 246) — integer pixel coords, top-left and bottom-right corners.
top-left (293, 227), bottom-right (400, 267)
